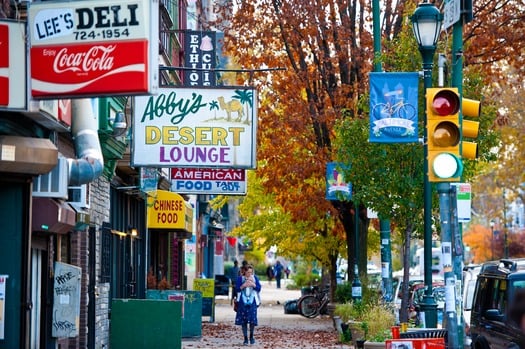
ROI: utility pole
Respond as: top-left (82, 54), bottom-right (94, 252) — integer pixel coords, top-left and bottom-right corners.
top-left (372, 0), bottom-right (394, 303)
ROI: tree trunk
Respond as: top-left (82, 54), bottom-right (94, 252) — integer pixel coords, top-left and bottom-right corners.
top-left (399, 222), bottom-right (414, 324)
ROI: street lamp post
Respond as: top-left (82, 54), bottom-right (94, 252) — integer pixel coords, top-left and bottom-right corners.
top-left (503, 189), bottom-right (509, 258)
top-left (411, 2), bottom-right (443, 328)
top-left (490, 220), bottom-right (495, 260)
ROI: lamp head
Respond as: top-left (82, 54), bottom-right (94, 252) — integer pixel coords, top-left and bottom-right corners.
top-left (109, 111), bottom-right (127, 137)
top-left (411, 3), bottom-right (443, 52)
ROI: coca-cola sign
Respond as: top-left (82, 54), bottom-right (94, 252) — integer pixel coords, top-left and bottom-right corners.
top-left (28, 0), bottom-right (158, 98)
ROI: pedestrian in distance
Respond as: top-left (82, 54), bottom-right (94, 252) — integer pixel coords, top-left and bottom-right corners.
top-left (266, 264), bottom-right (274, 284)
top-left (230, 260), bottom-right (240, 305)
top-left (235, 264), bottom-right (261, 345)
top-left (273, 260), bottom-right (284, 289)
top-left (284, 266), bottom-right (291, 279)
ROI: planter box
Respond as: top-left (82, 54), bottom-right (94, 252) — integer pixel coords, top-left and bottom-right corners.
top-left (364, 341), bottom-right (386, 349)
top-left (348, 320), bottom-right (365, 348)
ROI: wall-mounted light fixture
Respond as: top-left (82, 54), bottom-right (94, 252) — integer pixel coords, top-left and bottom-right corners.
top-left (129, 227), bottom-right (138, 237)
top-left (109, 111), bottom-right (127, 137)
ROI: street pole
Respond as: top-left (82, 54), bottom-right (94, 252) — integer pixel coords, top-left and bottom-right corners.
top-left (451, 14), bottom-right (465, 348)
top-left (438, 183), bottom-right (459, 349)
top-left (411, 3), bottom-right (442, 328)
top-left (503, 189), bottom-right (508, 258)
top-left (420, 55), bottom-right (438, 328)
top-left (372, 0), bottom-right (394, 303)
top-left (352, 202), bottom-right (362, 302)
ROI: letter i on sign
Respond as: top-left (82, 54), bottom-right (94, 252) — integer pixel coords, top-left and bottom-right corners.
top-left (0, 25), bottom-right (9, 105)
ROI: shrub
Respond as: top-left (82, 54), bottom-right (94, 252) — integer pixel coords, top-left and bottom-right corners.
top-left (334, 300), bottom-right (395, 342)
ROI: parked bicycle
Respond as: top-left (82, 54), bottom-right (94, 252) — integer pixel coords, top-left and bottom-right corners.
top-left (297, 285), bottom-right (330, 318)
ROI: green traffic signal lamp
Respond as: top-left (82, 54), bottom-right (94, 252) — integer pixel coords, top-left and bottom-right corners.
top-left (426, 88), bottom-right (463, 182)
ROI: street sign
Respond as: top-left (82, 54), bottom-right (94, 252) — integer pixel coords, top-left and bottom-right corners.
top-left (444, 0), bottom-right (461, 29)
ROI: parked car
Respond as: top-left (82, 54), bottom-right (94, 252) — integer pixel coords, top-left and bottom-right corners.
top-left (393, 274), bottom-right (443, 323)
top-left (410, 282), bottom-right (446, 327)
top-left (462, 264), bottom-right (481, 347)
top-left (470, 259), bottom-right (525, 349)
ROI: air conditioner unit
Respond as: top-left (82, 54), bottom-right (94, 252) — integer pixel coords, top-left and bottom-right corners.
top-left (68, 184), bottom-right (90, 210)
top-left (32, 157), bottom-right (68, 199)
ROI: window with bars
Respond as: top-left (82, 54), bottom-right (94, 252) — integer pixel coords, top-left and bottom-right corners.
top-left (100, 223), bottom-right (112, 283)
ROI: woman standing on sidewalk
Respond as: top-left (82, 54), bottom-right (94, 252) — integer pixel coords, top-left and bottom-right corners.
top-left (235, 265), bottom-right (262, 345)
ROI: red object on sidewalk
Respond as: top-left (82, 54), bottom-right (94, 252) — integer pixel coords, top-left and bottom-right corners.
top-left (386, 338), bottom-right (445, 349)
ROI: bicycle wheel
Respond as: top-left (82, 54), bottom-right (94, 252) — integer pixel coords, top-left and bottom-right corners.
top-left (297, 295), bottom-right (320, 318)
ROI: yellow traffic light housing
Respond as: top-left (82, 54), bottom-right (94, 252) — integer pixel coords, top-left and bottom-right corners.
top-left (426, 88), bottom-right (463, 182)
top-left (461, 98), bottom-right (481, 159)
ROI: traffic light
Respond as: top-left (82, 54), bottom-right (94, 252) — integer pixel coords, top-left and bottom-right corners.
top-left (461, 98), bottom-right (481, 160)
top-left (426, 88), bottom-right (463, 182)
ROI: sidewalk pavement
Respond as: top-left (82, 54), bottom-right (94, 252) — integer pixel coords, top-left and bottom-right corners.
top-left (182, 279), bottom-right (352, 348)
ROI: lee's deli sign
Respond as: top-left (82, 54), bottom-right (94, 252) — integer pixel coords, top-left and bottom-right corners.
top-left (132, 87), bottom-right (257, 169)
top-left (28, 0), bottom-right (158, 98)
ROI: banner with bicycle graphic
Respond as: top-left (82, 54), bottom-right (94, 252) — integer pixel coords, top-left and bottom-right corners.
top-left (369, 72), bottom-right (419, 143)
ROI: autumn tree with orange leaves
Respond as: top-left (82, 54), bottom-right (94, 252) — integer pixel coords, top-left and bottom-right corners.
top-left (464, 224), bottom-right (525, 263)
top-left (210, 0), bottom-right (523, 294)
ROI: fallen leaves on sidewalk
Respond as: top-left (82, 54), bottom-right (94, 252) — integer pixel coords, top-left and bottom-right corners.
top-left (183, 322), bottom-right (349, 348)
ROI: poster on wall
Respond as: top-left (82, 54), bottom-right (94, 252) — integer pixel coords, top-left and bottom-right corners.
top-left (0, 275), bottom-right (7, 340)
top-left (52, 262), bottom-right (81, 338)
top-left (28, 0), bottom-right (158, 98)
top-left (132, 87), bottom-right (258, 169)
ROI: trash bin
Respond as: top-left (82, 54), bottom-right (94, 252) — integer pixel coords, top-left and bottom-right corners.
top-left (284, 299), bottom-right (299, 314)
top-left (400, 328), bottom-right (447, 340)
top-left (388, 329), bottom-right (447, 349)
top-left (386, 338), bottom-right (445, 349)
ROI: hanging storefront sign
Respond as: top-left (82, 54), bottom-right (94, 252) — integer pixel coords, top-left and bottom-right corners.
top-left (369, 72), bottom-right (419, 143)
top-left (147, 190), bottom-right (193, 232)
top-left (0, 21), bottom-right (26, 109)
top-left (170, 168), bottom-right (246, 195)
top-left (28, 0), bottom-right (158, 98)
top-left (184, 31), bottom-right (216, 86)
top-left (133, 87), bottom-right (257, 169)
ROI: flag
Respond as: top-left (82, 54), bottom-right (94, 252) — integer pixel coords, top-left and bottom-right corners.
top-left (369, 72), bottom-right (419, 143)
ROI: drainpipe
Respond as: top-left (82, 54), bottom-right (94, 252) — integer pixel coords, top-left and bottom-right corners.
top-left (67, 98), bottom-right (104, 186)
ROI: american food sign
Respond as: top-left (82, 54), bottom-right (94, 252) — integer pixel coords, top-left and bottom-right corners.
top-left (171, 168), bottom-right (247, 195)
top-left (28, 0), bottom-right (158, 98)
top-left (132, 87), bottom-right (257, 169)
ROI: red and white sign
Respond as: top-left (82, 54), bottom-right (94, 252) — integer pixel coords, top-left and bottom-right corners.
top-left (0, 21), bottom-right (26, 109)
top-left (171, 168), bottom-right (247, 195)
top-left (0, 24), bottom-right (8, 106)
top-left (28, 0), bottom-right (158, 98)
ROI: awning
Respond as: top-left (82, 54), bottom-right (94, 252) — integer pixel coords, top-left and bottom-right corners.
top-left (32, 197), bottom-right (76, 234)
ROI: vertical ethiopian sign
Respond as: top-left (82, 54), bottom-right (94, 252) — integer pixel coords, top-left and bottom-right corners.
top-left (28, 0), bottom-right (158, 98)
top-left (133, 87), bottom-right (257, 168)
